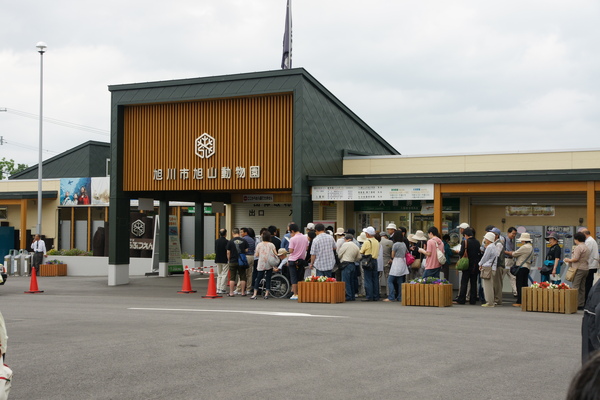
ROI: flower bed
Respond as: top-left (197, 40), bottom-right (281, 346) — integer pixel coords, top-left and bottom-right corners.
top-left (297, 278), bottom-right (345, 304)
top-left (401, 278), bottom-right (453, 307)
top-left (521, 282), bottom-right (577, 314)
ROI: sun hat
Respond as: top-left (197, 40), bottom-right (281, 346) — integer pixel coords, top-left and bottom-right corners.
top-left (545, 232), bottom-right (559, 240)
top-left (412, 230), bottom-right (428, 241)
top-left (335, 227), bottom-right (345, 236)
top-left (357, 232), bottom-right (367, 242)
top-left (386, 223), bottom-right (397, 230)
top-left (484, 232), bottom-right (496, 243)
top-left (363, 227), bottom-right (376, 236)
top-left (517, 232), bottom-right (533, 242)
top-left (277, 248), bottom-right (289, 256)
top-left (408, 234), bottom-right (417, 243)
top-left (459, 222), bottom-right (470, 229)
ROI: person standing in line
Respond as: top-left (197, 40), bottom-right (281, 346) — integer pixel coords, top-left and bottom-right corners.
top-left (287, 223), bottom-right (309, 300)
top-left (309, 223), bottom-right (337, 277)
top-left (239, 227), bottom-right (256, 294)
top-left (384, 231), bottom-right (409, 302)
top-left (268, 226), bottom-right (281, 250)
top-left (337, 233), bottom-right (361, 301)
top-left (226, 228), bottom-right (249, 297)
top-left (506, 232), bottom-right (534, 307)
top-left (479, 231), bottom-right (499, 307)
top-left (491, 228), bottom-right (505, 306)
top-left (582, 228), bottom-right (599, 301)
top-left (565, 232), bottom-right (590, 310)
top-left (359, 226), bottom-right (380, 301)
top-left (214, 229), bottom-right (229, 294)
top-left (386, 223), bottom-right (397, 241)
top-left (251, 230), bottom-right (278, 300)
top-left (31, 234), bottom-right (47, 274)
top-left (334, 228), bottom-right (346, 251)
top-left (418, 227), bottom-right (444, 279)
top-left (441, 234), bottom-right (452, 281)
top-left (378, 231), bottom-right (393, 297)
top-left (543, 233), bottom-right (562, 284)
top-left (503, 227), bottom-right (518, 297)
top-left (280, 222), bottom-right (294, 252)
top-left (454, 228), bottom-right (482, 305)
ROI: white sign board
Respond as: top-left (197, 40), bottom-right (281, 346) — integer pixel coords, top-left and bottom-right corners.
top-left (311, 185), bottom-right (434, 201)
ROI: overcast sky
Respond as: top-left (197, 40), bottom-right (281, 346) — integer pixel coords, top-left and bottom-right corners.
top-left (1, 0), bottom-right (599, 170)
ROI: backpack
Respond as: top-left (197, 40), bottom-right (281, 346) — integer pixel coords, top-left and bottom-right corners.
top-left (496, 238), bottom-right (506, 268)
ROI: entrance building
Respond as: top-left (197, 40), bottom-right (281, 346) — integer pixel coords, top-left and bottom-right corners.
top-left (107, 68), bottom-right (398, 285)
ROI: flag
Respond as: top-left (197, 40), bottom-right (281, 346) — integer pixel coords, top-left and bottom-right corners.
top-left (281, 0), bottom-right (292, 69)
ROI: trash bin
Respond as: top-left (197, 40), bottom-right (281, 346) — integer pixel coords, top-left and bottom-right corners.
top-left (19, 250), bottom-right (31, 276)
top-left (6, 250), bottom-right (19, 276)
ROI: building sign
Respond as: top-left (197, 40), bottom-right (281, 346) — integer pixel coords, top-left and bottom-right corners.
top-left (122, 95), bottom-right (293, 192)
top-left (243, 194), bottom-right (274, 203)
top-left (312, 185), bottom-right (434, 201)
top-left (60, 177), bottom-right (110, 206)
top-left (506, 206), bottom-right (555, 217)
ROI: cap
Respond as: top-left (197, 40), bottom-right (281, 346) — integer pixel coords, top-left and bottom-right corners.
top-left (306, 223), bottom-right (315, 230)
top-left (491, 228), bottom-right (501, 236)
top-left (363, 226), bottom-right (376, 236)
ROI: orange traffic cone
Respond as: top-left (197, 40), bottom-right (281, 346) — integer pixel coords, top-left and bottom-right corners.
top-left (177, 269), bottom-right (197, 294)
top-left (24, 267), bottom-right (44, 294)
top-left (202, 268), bottom-right (222, 299)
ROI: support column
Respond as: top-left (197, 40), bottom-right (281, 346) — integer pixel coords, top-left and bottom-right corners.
top-left (336, 201), bottom-right (346, 230)
top-left (158, 200), bottom-right (169, 277)
top-left (108, 196), bottom-right (130, 286)
top-left (194, 198), bottom-right (204, 269)
top-left (292, 193), bottom-right (313, 231)
top-left (587, 181), bottom-right (596, 231)
top-left (433, 184), bottom-right (442, 230)
top-left (20, 199), bottom-right (28, 250)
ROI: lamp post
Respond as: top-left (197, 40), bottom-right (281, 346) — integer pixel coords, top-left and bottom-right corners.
top-left (36, 41), bottom-right (46, 236)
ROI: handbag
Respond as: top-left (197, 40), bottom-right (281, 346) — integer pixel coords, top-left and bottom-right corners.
top-left (541, 260), bottom-right (554, 274)
top-left (456, 240), bottom-right (469, 271)
top-left (238, 253), bottom-right (249, 268)
top-left (360, 240), bottom-right (377, 271)
top-left (480, 266), bottom-right (492, 279)
top-left (411, 258), bottom-right (422, 270)
top-left (510, 246), bottom-right (534, 276)
top-left (565, 264), bottom-right (577, 282)
top-left (267, 251), bottom-right (280, 268)
top-left (437, 248), bottom-right (447, 265)
top-left (405, 252), bottom-right (415, 266)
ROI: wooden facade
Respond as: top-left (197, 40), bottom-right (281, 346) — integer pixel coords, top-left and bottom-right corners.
top-left (122, 94), bottom-right (293, 192)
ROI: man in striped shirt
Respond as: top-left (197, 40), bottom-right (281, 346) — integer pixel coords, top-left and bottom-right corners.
top-left (309, 223), bottom-right (337, 278)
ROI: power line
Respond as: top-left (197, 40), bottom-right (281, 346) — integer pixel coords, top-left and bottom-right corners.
top-left (1, 107), bottom-right (109, 136)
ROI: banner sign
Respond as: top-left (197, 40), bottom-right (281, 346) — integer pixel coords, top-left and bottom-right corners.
top-left (312, 184), bottom-right (434, 201)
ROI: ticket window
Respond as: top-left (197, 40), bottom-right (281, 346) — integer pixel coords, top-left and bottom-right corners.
top-left (382, 213), bottom-right (410, 231)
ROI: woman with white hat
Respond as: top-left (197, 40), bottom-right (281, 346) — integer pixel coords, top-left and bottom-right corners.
top-left (479, 231), bottom-right (499, 307)
top-left (506, 232), bottom-right (534, 307)
top-left (408, 231), bottom-right (427, 280)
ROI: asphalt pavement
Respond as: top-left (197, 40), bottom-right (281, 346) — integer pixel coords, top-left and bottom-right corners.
top-left (1, 274), bottom-right (583, 400)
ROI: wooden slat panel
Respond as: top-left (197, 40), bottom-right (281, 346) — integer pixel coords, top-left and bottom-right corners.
top-left (123, 94), bottom-right (293, 192)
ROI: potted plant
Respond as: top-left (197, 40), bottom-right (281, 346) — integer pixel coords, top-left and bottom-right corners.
top-left (522, 282), bottom-right (577, 314)
top-left (298, 276), bottom-right (345, 304)
top-left (402, 277), bottom-right (453, 307)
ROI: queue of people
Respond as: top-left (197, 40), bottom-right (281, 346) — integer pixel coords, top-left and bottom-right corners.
top-left (212, 221), bottom-right (600, 313)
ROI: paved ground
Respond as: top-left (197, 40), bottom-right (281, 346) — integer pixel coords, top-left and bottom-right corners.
top-left (1, 274), bottom-right (584, 400)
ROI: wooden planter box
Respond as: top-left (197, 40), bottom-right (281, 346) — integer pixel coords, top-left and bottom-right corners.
top-left (297, 282), bottom-right (346, 304)
top-left (401, 283), bottom-right (453, 307)
top-left (521, 287), bottom-right (578, 314)
top-left (39, 264), bottom-right (67, 277)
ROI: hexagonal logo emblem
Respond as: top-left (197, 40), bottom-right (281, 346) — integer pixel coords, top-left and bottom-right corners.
top-left (131, 219), bottom-right (145, 237)
top-left (195, 133), bottom-right (215, 159)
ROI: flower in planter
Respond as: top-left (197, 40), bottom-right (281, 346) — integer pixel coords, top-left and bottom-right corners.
top-left (531, 281), bottom-right (570, 290)
top-left (304, 276), bottom-right (337, 282)
top-left (409, 277), bottom-right (450, 285)
top-left (46, 259), bottom-right (63, 265)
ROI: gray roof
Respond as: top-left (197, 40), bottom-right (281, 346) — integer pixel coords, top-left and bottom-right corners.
top-left (9, 141), bottom-right (110, 180)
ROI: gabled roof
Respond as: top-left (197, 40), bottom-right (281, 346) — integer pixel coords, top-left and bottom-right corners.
top-left (9, 141), bottom-right (110, 180)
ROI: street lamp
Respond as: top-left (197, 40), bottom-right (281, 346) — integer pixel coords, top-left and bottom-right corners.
top-left (36, 41), bottom-right (46, 237)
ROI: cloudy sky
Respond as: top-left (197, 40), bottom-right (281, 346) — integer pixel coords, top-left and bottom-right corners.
top-left (1, 0), bottom-right (599, 170)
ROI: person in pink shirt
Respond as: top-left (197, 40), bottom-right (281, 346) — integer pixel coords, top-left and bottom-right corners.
top-left (418, 226), bottom-right (444, 279)
top-left (287, 223), bottom-right (309, 300)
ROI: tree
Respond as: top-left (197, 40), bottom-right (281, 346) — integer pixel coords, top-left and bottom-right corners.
top-left (0, 157), bottom-right (28, 179)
